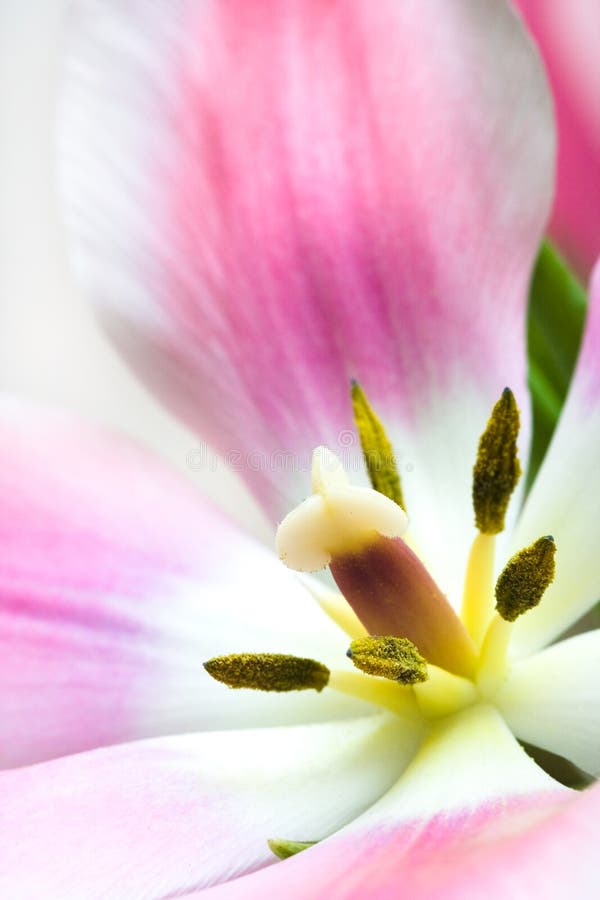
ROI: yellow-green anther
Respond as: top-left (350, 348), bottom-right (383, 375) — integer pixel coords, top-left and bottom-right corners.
top-left (472, 387), bottom-right (521, 534)
top-left (268, 839), bottom-right (317, 860)
top-left (495, 536), bottom-right (556, 622)
top-left (203, 653), bottom-right (330, 692)
top-left (347, 636), bottom-right (428, 684)
top-left (351, 380), bottom-right (405, 509)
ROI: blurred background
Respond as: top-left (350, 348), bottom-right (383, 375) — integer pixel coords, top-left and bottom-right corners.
top-left (0, 0), bottom-right (270, 541)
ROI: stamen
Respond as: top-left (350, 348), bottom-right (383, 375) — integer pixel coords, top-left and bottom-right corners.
top-left (472, 388), bottom-right (521, 534)
top-left (347, 636), bottom-right (428, 684)
top-left (351, 380), bottom-right (405, 509)
top-left (477, 536), bottom-right (556, 695)
top-left (203, 653), bottom-right (330, 692)
top-left (268, 839), bottom-right (317, 860)
top-left (495, 536), bottom-right (556, 622)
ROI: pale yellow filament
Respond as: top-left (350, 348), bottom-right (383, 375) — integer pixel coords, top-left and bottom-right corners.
top-left (328, 670), bottom-right (421, 719)
top-left (297, 574), bottom-right (368, 640)
top-left (476, 614), bottom-right (513, 697)
top-left (461, 532), bottom-right (496, 648)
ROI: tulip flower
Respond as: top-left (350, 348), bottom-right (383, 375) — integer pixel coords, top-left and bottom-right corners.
top-left (3, 0), bottom-right (600, 897)
top-left (514, 0), bottom-right (600, 277)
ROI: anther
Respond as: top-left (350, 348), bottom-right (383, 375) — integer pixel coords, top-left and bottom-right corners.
top-left (347, 636), bottom-right (428, 684)
top-left (472, 388), bottom-right (521, 534)
top-left (495, 536), bottom-right (556, 622)
top-left (203, 653), bottom-right (330, 692)
top-left (351, 380), bottom-right (405, 509)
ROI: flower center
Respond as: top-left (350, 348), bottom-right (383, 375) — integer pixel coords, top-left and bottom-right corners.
top-left (204, 384), bottom-right (556, 725)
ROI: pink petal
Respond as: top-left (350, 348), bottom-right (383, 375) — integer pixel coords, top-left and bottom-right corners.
top-left (510, 261), bottom-right (600, 655)
top-left (60, 1), bottom-right (554, 604)
top-left (0, 398), bottom-right (366, 768)
top-left (0, 715), bottom-right (418, 897)
top-left (515, 0), bottom-right (600, 276)
top-left (202, 787), bottom-right (596, 899)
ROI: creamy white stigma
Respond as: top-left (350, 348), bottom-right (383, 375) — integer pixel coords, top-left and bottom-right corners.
top-left (276, 447), bottom-right (408, 571)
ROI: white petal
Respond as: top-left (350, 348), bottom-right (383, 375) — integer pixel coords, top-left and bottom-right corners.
top-left (193, 703), bottom-right (569, 899)
top-left (361, 702), bottom-right (562, 826)
top-left (0, 715), bottom-right (422, 897)
top-left (496, 630), bottom-right (600, 775)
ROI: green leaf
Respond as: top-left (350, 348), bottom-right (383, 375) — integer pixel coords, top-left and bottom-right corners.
top-left (526, 241), bottom-right (587, 488)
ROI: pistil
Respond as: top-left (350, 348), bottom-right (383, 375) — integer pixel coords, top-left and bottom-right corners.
top-left (330, 535), bottom-right (477, 678)
top-left (278, 448), bottom-right (477, 679)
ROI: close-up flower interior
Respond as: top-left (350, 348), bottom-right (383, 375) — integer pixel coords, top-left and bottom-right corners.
top-left (1, 0), bottom-right (600, 897)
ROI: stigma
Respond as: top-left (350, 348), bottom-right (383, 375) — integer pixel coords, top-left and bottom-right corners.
top-left (275, 446), bottom-right (408, 571)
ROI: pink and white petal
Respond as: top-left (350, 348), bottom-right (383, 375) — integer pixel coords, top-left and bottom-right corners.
top-left (59, 0), bottom-right (554, 605)
top-left (514, 0), bottom-right (600, 276)
top-left (510, 262), bottom-right (600, 656)
top-left (496, 631), bottom-right (600, 775)
top-left (201, 704), bottom-right (571, 899)
top-left (0, 714), bottom-right (420, 898)
top-left (0, 398), bottom-right (367, 768)
top-left (201, 784), bottom-right (598, 900)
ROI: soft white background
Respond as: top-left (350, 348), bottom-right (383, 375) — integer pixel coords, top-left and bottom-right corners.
top-left (0, 1), bottom-right (270, 540)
